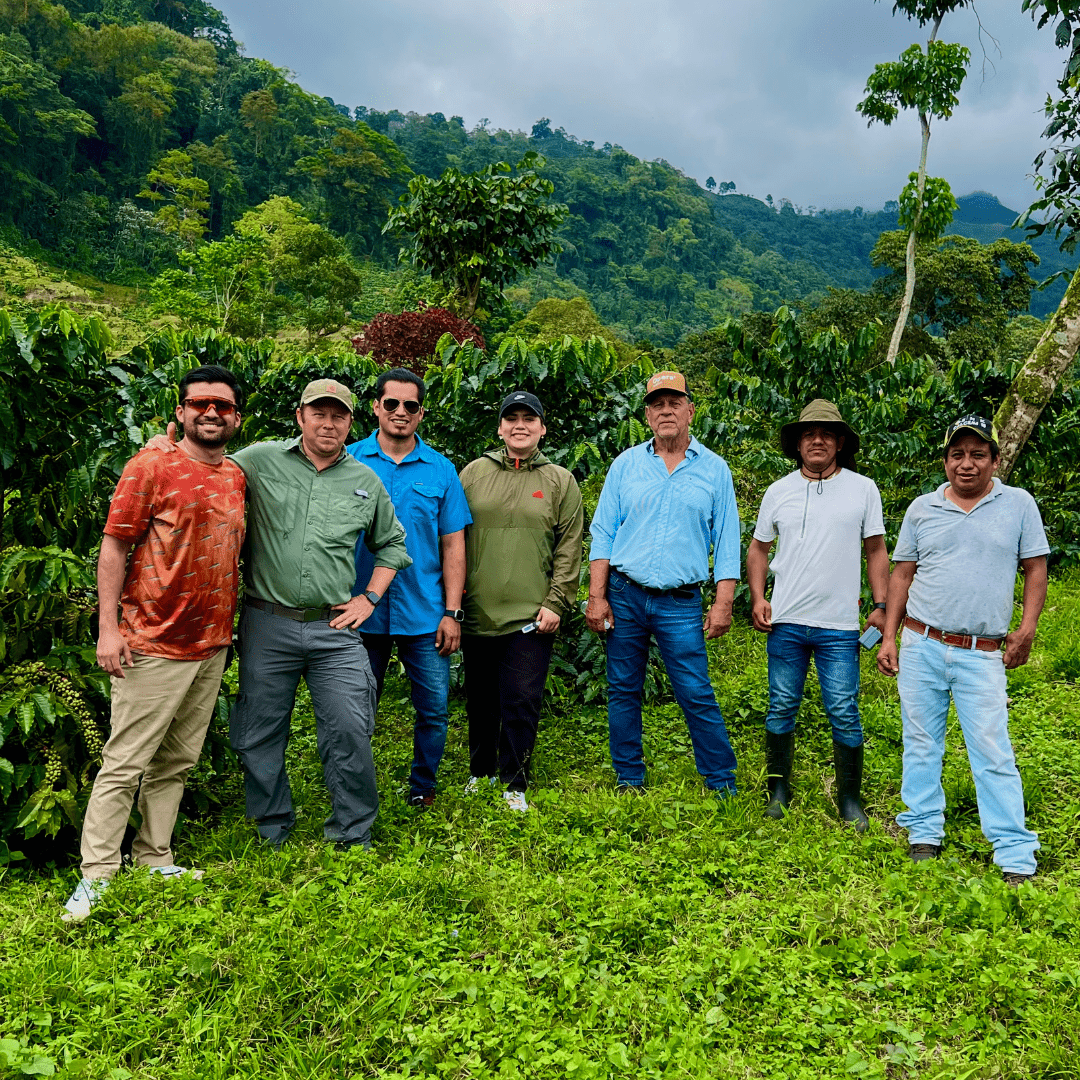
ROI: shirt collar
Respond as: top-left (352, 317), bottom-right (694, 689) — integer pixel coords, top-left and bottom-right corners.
top-left (647, 435), bottom-right (702, 458)
top-left (930, 477), bottom-right (1002, 510)
top-left (352, 430), bottom-right (435, 464)
top-left (287, 436), bottom-right (347, 469)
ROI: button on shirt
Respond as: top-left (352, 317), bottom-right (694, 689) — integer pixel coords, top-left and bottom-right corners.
top-left (893, 479), bottom-right (1050, 639)
top-left (346, 432), bottom-right (472, 635)
top-left (590, 437), bottom-right (741, 589)
top-left (230, 439), bottom-right (411, 609)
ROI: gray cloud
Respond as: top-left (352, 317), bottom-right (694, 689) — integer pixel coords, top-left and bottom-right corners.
top-left (222, 0), bottom-right (1064, 213)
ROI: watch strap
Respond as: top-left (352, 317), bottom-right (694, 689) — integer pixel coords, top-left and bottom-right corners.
top-left (872, 601), bottom-right (887, 611)
top-left (364, 590), bottom-right (382, 607)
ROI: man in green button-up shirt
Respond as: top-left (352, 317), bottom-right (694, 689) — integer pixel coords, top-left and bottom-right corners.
top-left (231, 379), bottom-right (411, 849)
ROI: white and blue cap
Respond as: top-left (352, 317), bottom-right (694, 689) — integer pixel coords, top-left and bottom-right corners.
top-left (499, 390), bottom-right (544, 422)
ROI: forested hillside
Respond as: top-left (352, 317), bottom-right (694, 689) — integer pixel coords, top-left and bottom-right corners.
top-left (3, 0), bottom-right (1074, 348)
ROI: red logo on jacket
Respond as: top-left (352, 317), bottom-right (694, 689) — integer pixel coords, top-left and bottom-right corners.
top-left (532, 490), bottom-right (544, 499)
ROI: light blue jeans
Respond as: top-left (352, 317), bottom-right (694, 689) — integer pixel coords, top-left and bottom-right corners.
top-left (896, 625), bottom-right (1038, 874)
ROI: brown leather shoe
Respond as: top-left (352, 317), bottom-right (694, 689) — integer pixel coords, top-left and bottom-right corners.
top-left (909, 843), bottom-right (941, 862)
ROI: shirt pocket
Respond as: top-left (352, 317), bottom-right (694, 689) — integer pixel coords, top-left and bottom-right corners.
top-left (256, 477), bottom-right (300, 537)
top-left (322, 493), bottom-right (373, 549)
top-left (409, 481), bottom-right (444, 526)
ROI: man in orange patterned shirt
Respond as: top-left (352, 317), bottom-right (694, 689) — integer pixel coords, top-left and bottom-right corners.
top-left (64, 365), bottom-right (246, 922)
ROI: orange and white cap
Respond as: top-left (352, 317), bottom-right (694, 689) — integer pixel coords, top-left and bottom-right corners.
top-left (644, 370), bottom-right (688, 402)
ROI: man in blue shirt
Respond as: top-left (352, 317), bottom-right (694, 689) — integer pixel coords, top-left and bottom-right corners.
top-left (878, 415), bottom-right (1049, 884)
top-left (347, 368), bottom-right (472, 811)
top-left (586, 370), bottom-right (741, 796)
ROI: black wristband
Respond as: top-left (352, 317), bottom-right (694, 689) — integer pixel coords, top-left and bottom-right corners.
top-left (872, 601), bottom-right (887, 611)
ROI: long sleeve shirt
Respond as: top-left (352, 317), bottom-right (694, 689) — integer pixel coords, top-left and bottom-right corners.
top-left (590, 437), bottom-right (741, 589)
top-left (231, 439), bottom-right (411, 609)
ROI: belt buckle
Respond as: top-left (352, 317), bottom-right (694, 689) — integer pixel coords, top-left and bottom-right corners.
top-left (302, 608), bottom-right (325, 623)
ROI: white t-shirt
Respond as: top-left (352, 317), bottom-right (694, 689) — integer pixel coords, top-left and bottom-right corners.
top-left (753, 468), bottom-right (885, 630)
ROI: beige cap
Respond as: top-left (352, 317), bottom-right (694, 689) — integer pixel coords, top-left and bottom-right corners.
top-left (644, 370), bottom-right (688, 401)
top-left (299, 378), bottom-right (354, 412)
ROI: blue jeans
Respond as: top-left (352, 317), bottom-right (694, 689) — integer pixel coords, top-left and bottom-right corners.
top-left (361, 632), bottom-right (450, 798)
top-left (896, 626), bottom-right (1038, 875)
top-left (765, 624), bottom-right (863, 748)
top-left (606, 571), bottom-right (737, 792)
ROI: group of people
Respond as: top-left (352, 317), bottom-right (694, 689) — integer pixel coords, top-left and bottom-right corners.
top-left (63, 364), bottom-right (1050, 920)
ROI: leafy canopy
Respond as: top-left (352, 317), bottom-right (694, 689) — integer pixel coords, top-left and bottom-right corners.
top-left (385, 152), bottom-right (567, 319)
top-left (856, 40), bottom-right (970, 126)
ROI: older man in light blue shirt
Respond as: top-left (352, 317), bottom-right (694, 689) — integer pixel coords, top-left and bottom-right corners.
top-left (587, 370), bottom-right (741, 795)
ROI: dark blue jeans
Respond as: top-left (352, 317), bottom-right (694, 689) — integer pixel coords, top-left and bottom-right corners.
top-left (764, 623), bottom-right (862, 748)
top-left (360, 632), bottom-right (450, 798)
top-left (606, 571), bottom-right (737, 792)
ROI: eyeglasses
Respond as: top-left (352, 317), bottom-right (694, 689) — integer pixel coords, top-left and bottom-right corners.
top-left (380, 398), bottom-right (421, 415)
top-left (183, 397), bottom-right (237, 416)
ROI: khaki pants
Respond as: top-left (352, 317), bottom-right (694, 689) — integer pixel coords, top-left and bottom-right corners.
top-left (80, 650), bottom-right (228, 880)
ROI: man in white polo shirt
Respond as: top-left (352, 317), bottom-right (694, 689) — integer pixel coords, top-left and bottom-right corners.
top-left (878, 415), bottom-right (1049, 884)
top-left (747, 400), bottom-right (889, 830)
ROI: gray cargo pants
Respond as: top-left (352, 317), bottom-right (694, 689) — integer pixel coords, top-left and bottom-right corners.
top-left (230, 603), bottom-right (378, 847)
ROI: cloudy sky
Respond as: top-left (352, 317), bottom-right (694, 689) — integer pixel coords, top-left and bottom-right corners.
top-left (220, 0), bottom-right (1064, 214)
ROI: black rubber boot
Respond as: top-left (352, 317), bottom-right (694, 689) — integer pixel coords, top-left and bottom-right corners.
top-left (834, 741), bottom-right (869, 833)
top-left (764, 731), bottom-right (795, 819)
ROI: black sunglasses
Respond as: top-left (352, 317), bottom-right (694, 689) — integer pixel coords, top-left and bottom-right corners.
top-left (380, 398), bottom-right (421, 415)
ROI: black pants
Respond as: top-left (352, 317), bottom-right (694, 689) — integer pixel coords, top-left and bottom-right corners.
top-left (463, 631), bottom-right (555, 791)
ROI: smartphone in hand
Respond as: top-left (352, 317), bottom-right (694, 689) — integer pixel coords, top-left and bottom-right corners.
top-left (859, 625), bottom-right (883, 650)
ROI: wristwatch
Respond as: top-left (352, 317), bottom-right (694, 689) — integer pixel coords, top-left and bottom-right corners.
top-left (364, 590), bottom-right (382, 607)
top-left (871, 601), bottom-right (887, 611)
top-left (445, 608), bottom-right (465, 622)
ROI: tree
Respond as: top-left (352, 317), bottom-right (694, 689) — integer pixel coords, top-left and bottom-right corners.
top-left (857, 2), bottom-right (970, 365)
top-left (385, 152), bottom-right (567, 320)
top-left (706, 176), bottom-right (716, 191)
top-left (871, 232), bottom-right (1038, 365)
top-left (235, 196), bottom-right (363, 340)
top-left (994, 0), bottom-right (1080, 477)
top-left (138, 148), bottom-right (210, 247)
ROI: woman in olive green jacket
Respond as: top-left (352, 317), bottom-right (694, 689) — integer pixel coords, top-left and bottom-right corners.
top-left (459, 391), bottom-right (584, 810)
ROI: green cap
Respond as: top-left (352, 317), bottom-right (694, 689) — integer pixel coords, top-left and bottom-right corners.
top-left (779, 399), bottom-right (860, 464)
top-left (299, 378), bottom-right (354, 413)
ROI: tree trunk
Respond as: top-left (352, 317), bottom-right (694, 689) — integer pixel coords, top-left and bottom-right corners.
top-left (885, 14), bottom-right (943, 367)
top-left (993, 264), bottom-right (1080, 479)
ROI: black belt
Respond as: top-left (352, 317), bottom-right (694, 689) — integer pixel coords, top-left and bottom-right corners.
top-left (613, 570), bottom-right (699, 600)
top-left (245, 596), bottom-right (333, 623)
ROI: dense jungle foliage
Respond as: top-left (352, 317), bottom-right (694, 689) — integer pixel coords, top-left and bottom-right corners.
top-left (3, 0), bottom-right (1078, 349)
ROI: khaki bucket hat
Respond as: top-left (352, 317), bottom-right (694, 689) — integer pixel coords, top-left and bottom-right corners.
top-left (779, 399), bottom-right (860, 465)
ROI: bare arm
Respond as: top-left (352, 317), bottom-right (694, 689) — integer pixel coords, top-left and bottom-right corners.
top-left (877, 561), bottom-right (917, 677)
top-left (1003, 555), bottom-right (1048, 669)
top-left (705, 578), bottom-right (736, 639)
top-left (435, 529), bottom-right (466, 656)
top-left (863, 535), bottom-right (890, 632)
top-left (97, 534), bottom-right (135, 677)
top-left (746, 537), bottom-right (773, 633)
top-left (585, 559), bottom-right (613, 633)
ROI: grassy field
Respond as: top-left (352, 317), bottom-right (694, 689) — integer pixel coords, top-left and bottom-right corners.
top-left (2, 577), bottom-right (1079, 1079)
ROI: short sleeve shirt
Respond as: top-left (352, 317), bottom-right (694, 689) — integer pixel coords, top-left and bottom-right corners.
top-left (346, 432), bottom-right (472, 636)
top-left (893, 479), bottom-right (1050, 638)
top-left (753, 469), bottom-right (885, 630)
top-left (104, 450), bottom-right (246, 660)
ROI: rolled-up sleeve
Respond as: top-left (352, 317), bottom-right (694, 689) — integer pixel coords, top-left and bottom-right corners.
top-left (711, 463), bottom-right (741, 581)
top-left (364, 483), bottom-right (413, 571)
top-left (589, 460), bottom-right (622, 561)
top-left (544, 475), bottom-right (585, 616)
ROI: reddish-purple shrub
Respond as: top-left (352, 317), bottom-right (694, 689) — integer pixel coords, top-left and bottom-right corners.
top-left (351, 306), bottom-right (486, 373)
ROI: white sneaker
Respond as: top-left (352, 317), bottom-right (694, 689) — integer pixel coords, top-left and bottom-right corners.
top-left (61, 878), bottom-right (108, 923)
top-left (464, 776), bottom-right (497, 794)
top-left (503, 789), bottom-right (529, 812)
top-left (147, 865), bottom-right (205, 880)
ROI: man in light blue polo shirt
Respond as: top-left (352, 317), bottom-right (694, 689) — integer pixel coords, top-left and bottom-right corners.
top-left (586, 370), bottom-right (741, 796)
top-left (347, 368), bottom-right (472, 811)
top-left (878, 415), bottom-right (1050, 885)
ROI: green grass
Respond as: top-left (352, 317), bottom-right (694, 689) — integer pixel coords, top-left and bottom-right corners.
top-left (2, 615), bottom-right (1080, 1079)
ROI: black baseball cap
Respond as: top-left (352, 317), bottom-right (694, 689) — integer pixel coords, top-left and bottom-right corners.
top-left (499, 391), bottom-right (545, 422)
top-left (944, 414), bottom-right (998, 449)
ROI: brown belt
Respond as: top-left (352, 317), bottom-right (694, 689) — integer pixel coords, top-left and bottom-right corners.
top-left (903, 616), bottom-right (1002, 653)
